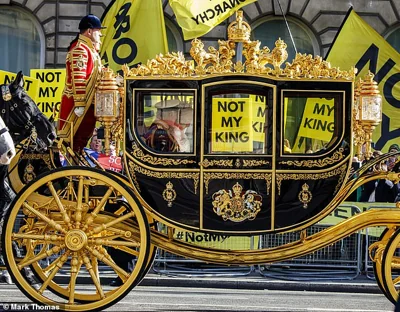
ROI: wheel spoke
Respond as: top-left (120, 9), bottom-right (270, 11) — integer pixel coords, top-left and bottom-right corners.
top-left (391, 262), bottom-right (400, 269)
top-left (12, 233), bottom-right (64, 244)
top-left (47, 181), bottom-right (73, 230)
top-left (89, 211), bottom-right (135, 236)
top-left (74, 177), bottom-right (84, 228)
top-left (68, 252), bottom-right (81, 304)
top-left (22, 202), bottom-right (67, 234)
top-left (82, 187), bottom-right (114, 231)
top-left (91, 255), bottom-right (100, 282)
top-left (392, 275), bottom-right (400, 286)
top-left (38, 251), bottom-right (70, 294)
top-left (17, 244), bottom-right (65, 270)
top-left (85, 245), bottom-right (129, 281)
top-left (82, 253), bottom-right (105, 298)
top-left (110, 245), bottom-right (139, 257)
top-left (88, 237), bottom-right (139, 248)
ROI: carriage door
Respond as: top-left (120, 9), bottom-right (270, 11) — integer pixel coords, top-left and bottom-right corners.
top-left (200, 79), bottom-right (275, 233)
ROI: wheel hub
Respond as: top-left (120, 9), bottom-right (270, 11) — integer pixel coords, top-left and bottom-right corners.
top-left (65, 229), bottom-right (87, 251)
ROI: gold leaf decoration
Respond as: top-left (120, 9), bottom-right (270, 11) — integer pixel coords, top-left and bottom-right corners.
top-left (276, 163), bottom-right (348, 195)
top-left (280, 148), bottom-right (345, 168)
top-left (131, 142), bottom-right (196, 166)
top-left (204, 172), bottom-right (271, 194)
top-left (199, 158), bottom-right (233, 168)
top-left (128, 161), bottom-right (199, 194)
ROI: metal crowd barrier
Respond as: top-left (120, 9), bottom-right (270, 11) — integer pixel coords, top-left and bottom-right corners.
top-left (258, 205), bottom-right (362, 281)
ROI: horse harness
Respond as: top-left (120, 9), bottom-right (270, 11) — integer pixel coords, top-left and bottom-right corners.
top-left (0, 85), bottom-right (37, 140)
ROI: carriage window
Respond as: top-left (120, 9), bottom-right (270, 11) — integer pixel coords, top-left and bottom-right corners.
top-left (283, 92), bottom-right (339, 154)
top-left (0, 7), bottom-right (44, 74)
top-left (135, 91), bottom-right (195, 153)
top-left (210, 93), bottom-right (268, 154)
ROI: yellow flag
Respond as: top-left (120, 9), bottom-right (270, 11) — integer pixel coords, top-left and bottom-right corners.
top-left (169, 0), bottom-right (257, 40)
top-left (100, 0), bottom-right (168, 73)
top-left (326, 8), bottom-right (400, 152)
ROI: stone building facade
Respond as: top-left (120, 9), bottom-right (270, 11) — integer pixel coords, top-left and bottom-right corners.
top-left (1, 0), bottom-right (400, 71)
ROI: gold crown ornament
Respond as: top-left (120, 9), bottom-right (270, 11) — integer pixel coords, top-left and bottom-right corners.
top-left (228, 10), bottom-right (251, 42)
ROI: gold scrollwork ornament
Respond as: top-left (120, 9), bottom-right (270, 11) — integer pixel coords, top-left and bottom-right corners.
top-left (212, 182), bottom-right (262, 222)
top-left (298, 183), bottom-right (312, 208)
top-left (162, 181), bottom-right (177, 207)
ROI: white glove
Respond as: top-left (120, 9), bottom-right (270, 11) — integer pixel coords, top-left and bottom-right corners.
top-left (74, 107), bottom-right (85, 117)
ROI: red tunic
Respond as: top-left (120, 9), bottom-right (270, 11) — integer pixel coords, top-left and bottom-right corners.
top-left (59, 34), bottom-right (102, 151)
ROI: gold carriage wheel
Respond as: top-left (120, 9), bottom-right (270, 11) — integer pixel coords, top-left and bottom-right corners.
top-left (371, 227), bottom-right (396, 297)
top-left (2, 166), bottom-right (150, 312)
top-left (28, 212), bottom-right (151, 303)
top-left (100, 170), bottom-right (158, 285)
top-left (381, 227), bottom-right (400, 304)
top-left (102, 170), bottom-right (158, 284)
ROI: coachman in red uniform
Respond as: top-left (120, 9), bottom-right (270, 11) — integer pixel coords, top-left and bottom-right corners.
top-left (58, 14), bottom-right (105, 152)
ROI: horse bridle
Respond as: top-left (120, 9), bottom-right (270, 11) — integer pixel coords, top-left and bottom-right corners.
top-left (0, 85), bottom-right (38, 139)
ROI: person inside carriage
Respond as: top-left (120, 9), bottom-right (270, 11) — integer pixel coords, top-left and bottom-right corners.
top-left (143, 99), bottom-right (194, 153)
top-left (58, 14), bottom-right (105, 152)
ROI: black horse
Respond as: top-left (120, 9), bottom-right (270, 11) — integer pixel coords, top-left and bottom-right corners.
top-left (0, 71), bottom-right (56, 206)
top-left (0, 71), bottom-right (56, 284)
top-left (0, 71), bottom-right (56, 149)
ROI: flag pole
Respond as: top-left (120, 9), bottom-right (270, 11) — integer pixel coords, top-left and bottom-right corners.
top-left (277, 0), bottom-right (297, 54)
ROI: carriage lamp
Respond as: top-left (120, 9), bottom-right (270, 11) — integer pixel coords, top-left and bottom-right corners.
top-left (353, 78), bottom-right (364, 160)
top-left (357, 71), bottom-right (382, 160)
top-left (95, 67), bottom-right (120, 155)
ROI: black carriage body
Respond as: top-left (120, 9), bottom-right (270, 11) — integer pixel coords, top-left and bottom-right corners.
top-left (125, 75), bottom-right (353, 235)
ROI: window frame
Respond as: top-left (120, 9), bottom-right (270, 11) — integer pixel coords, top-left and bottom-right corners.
top-left (132, 87), bottom-right (197, 156)
top-left (280, 89), bottom-right (345, 158)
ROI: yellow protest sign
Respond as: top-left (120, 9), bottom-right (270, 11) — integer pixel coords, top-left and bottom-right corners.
top-left (295, 97), bottom-right (335, 142)
top-left (249, 95), bottom-right (267, 143)
top-left (326, 8), bottom-right (400, 152)
top-left (0, 70), bottom-right (39, 101)
top-left (172, 229), bottom-right (258, 250)
top-left (169, 0), bottom-right (257, 40)
top-left (212, 98), bottom-right (253, 152)
top-left (30, 69), bottom-right (66, 120)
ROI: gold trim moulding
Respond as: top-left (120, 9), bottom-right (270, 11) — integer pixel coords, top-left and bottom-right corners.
top-left (131, 142), bottom-right (196, 166)
top-left (128, 161), bottom-right (200, 194)
top-left (203, 172), bottom-right (272, 195)
top-left (275, 163), bottom-right (348, 195)
top-left (20, 153), bottom-right (52, 169)
top-left (280, 148), bottom-right (345, 168)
